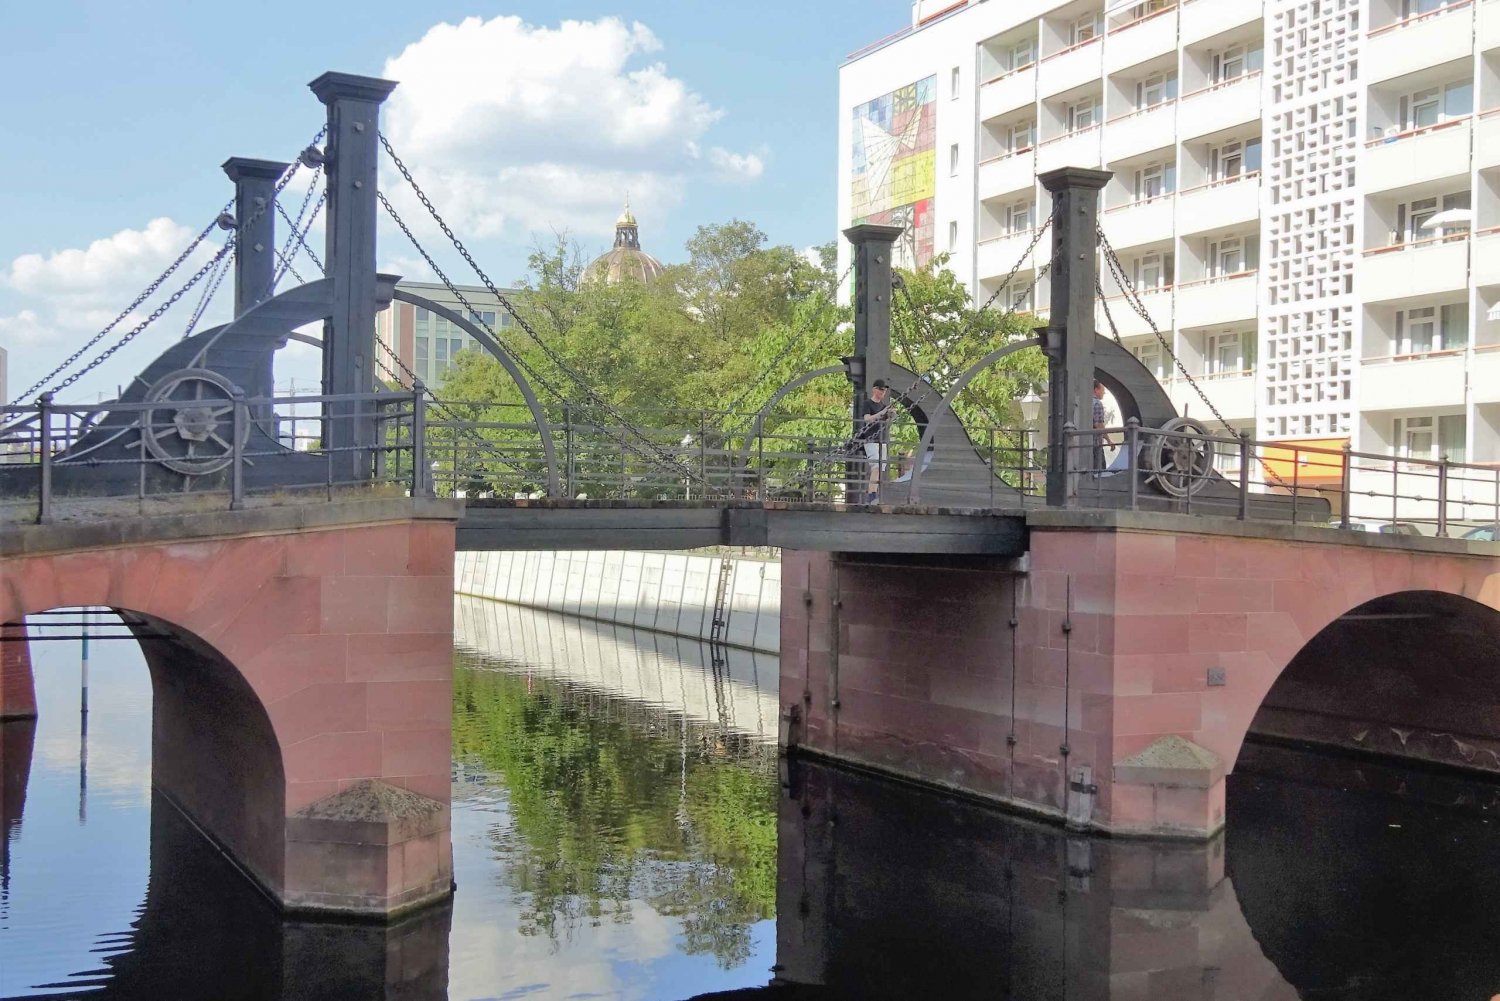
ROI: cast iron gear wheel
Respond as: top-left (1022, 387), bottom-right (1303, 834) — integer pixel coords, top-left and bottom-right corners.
top-left (140, 367), bottom-right (248, 476)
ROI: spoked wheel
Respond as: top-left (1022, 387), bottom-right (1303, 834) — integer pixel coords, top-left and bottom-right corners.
top-left (140, 368), bottom-right (248, 476)
top-left (1144, 416), bottom-right (1213, 497)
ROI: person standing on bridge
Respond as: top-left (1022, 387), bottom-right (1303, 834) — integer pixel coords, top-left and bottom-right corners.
top-left (858, 379), bottom-right (895, 504)
top-left (1092, 381), bottom-right (1112, 472)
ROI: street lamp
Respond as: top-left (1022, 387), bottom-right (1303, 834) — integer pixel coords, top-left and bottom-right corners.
top-left (1019, 389), bottom-right (1045, 496)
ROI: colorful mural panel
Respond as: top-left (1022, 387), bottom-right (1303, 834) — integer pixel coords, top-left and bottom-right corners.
top-left (851, 75), bottom-right (937, 269)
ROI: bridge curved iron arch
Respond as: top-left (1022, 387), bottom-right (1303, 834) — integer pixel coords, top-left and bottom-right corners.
top-left (732, 362), bottom-right (946, 488)
top-left (392, 290), bottom-right (560, 498)
top-left (906, 337), bottom-right (1181, 503)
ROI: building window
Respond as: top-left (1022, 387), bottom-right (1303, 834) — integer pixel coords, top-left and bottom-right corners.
top-left (1395, 302), bottom-right (1468, 354)
top-left (1067, 96), bottom-right (1100, 132)
top-left (1134, 161), bottom-right (1176, 201)
top-left (1009, 119), bottom-right (1037, 152)
top-left (1211, 42), bottom-right (1263, 84)
top-left (1009, 38), bottom-right (1036, 71)
top-left (1403, 0), bottom-right (1450, 16)
top-left (1210, 137), bottom-right (1261, 180)
top-left (415, 335), bottom-right (429, 383)
top-left (949, 220), bottom-right (959, 251)
top-left (1134, 251), bottom-right (1174, 290)
top-left (951, 66), bottom-right (960, 99)
top-left (1207, 235), bottom-right (1258, 276)
top-left (1395, 414), bottom-right (1465, 462)
top-left (1398, 80), bottom-right (1472, 131)
top-left (1132, 342), bottom-right (1168, 379)
top-left (1129, 0), bottom-right (1174, 18)
top-left (1071, 11), bottom-right (1102, 45)
top-left (950, 143), bottom-right (960, 176)
top-left (1011, 285), bottom-right (1033, 312)
top-left (1007, 199), bottom-right (1034, 234)
top-left (1136, 71), bottom-right (1178, 109)
top-left (1206, 330), bottom-right (1254, 374)
top-left (1394, 191), bottom-right (1469, 243)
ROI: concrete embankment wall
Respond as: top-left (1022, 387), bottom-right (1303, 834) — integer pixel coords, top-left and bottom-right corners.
top-left (454, 550), bottom-right (781, 654)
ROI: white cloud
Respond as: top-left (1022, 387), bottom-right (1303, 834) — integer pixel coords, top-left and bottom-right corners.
top-left (4, 217), bottom-right (204, 303)
top-left (379, 15), bottom-right (762, 239)
top-left (0, 217), bottom-right (231, 400)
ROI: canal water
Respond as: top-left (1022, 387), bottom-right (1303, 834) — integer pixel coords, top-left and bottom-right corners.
top-left (2, 597), bottom-right (1500, 999)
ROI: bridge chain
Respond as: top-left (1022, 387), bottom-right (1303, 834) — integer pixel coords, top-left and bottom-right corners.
top-left (12, 128), bottom-right (328, 407)
top-left (182, 235), bottom-right (237, 340)
top-left (1095, 226), bottom-right (1297, 494)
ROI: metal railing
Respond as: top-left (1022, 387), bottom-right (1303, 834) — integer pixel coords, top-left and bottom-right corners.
top-left (1, 387), bottom-right (434, 525)
top-left (1064, 422), bottom-right (1500, 537)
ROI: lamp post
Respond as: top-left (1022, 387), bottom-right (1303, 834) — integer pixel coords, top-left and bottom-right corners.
top-left (1019, 389), bottom-right (1044, 496)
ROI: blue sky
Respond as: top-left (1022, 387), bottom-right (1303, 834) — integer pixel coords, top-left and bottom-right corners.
top-left (0, 0), bottom-right (906, 400)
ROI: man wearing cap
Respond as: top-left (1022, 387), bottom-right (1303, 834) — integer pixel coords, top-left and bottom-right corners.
top-left (857, 379), bottom-right (895, 504)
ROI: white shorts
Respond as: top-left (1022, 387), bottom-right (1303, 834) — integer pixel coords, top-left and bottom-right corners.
top-left (863, 440), bottom-right (888, 464)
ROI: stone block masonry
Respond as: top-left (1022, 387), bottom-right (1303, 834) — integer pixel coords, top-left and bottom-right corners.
top-left (0, 498), bottom-right (463, 916)
top-left (783, 514), bottom-right (1500, 838)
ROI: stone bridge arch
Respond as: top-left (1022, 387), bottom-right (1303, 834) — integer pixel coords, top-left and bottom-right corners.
top-left (1023, 524), bottom-right (1500, 838)
top-left (0, 506), bottom-right (459, 917)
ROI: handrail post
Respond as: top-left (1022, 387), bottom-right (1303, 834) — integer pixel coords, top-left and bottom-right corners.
top-left (37, 392), bottom-right (54, 525)
top-left (699, 410), bottom-right (709, 498)
top-left (1437, 454), bottom-right (1450, 537)
top-left (230, 389), bottom-right (246, 511)
top-left (411, 380), bottom-right (429, 497)
top-left (1126, 418), bottom-right (1140, 511)
top-left (1340, 444), bottom-right (1352, 529)
top-left (1291, 445), bottom-right (1301, 525)
top-left (1061, 421), bottom-right (1078, 506)
top-left (563, 402), bottom-right (575, 497)
top-left (1237, 431), bottom-right (1251, 520)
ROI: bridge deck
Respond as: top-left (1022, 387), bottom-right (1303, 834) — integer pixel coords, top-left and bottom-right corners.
top-left (456, 500), bottom-right (1031, 554)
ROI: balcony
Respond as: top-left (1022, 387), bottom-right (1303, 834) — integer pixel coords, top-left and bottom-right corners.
top-left (1169, 372), bottom-right (1254, 423)
top-left (1104, 5), bottom-right (1178, 74)
top-left (1100, 196), bottom-right (1174, 247)
top-left (1103, 101), bottom-right (1177, 161)
top-left (1176, 271), bottom-right (1258, 328)
top-left (1038, 37), bottom-right (1104, 100)
top-left (1097, 288), bottom-right (1173, 338)
top-left (1177, 173), bottom-right (1260, 233)
top-left (1036, 125), bottom-right (1103, 173)
top-left (1366, 1), bottom-right (1474, 83)
top-left (1178, 72), bottom-right (1261, 140)
top-left (1181, 0), bottom-right (1261, 45)
top-left (977, 149), bottom-right (1036, 201)
top-left (1474, 227), bottom-right (1500, 286)
top-left (1477, 109), bottom-right (1500, 168)
top-left (1362, 118), bottom-right (1473, 192)
top-left (1361, 352), bottom-right (1467, 410)
top-left (976, 229), bottom-right (1043, 282)
top-left (979, 66), bottom-right (1037, 122)
top-left (1360, 236), bottom-right (1470, 302)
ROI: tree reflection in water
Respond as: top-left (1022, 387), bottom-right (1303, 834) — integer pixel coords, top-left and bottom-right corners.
top-left (452, 654), bottom-right (777, 968)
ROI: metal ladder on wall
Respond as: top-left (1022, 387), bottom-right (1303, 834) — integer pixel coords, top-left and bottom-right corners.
top-left (709, 554), bottom-right (733, 648)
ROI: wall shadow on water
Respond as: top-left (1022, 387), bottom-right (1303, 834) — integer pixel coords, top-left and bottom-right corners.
top-left (691, 746), bottom-right (1500, 1001)
top-left (5, 784), bottom-right (451, 1001)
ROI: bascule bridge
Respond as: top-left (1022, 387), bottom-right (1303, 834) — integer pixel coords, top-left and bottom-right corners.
top-left (4, 71), bottom-right (1500, 920)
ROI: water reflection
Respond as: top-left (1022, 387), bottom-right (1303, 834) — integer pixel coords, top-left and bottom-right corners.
top-left (450, 597), bottom-right (779, 994)
top-left (8, 598), bottom-right (1500, 999)
top-left (690, 748), bottom-right (1500, 1000)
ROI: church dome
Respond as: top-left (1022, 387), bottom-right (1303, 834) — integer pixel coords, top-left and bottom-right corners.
top-left (584, 198), bottom-right (665, 285)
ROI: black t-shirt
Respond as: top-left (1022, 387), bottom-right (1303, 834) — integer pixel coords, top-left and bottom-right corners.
top-left (857, 397), bottom-right (891, 441)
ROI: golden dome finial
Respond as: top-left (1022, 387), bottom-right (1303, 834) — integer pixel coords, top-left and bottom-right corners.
top-left (616, 194), bottom-right (636, 229)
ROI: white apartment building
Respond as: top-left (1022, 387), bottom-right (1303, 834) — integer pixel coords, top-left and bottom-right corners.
top-left (839, 0), bottom-right (1500, 478)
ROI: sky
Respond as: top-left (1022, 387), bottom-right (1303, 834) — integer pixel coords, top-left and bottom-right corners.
top-left (0, 0), bottom-right (906, 402)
